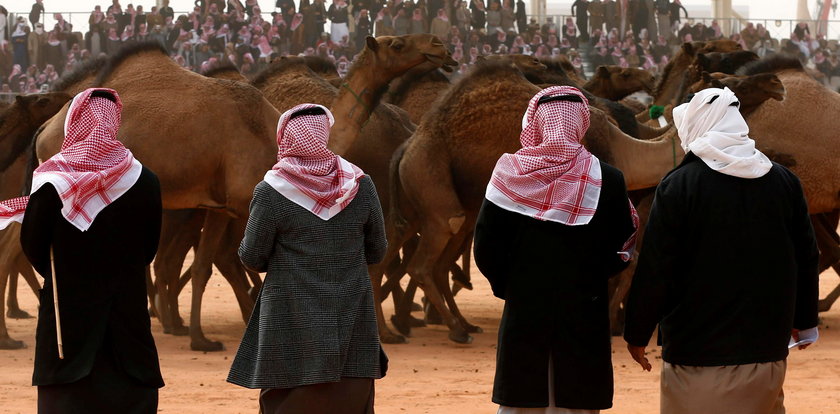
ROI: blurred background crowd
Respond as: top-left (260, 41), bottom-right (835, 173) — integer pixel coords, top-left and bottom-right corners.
top-left (0, 0), bottom-right (835, 95)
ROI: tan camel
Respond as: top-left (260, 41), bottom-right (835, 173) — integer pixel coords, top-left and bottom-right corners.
top-left (584, 66), bottom-right (656, 101)
top-left (34, 42), bottom-right (281, 351)
top-left (386, 60), bottom-right (682, 343)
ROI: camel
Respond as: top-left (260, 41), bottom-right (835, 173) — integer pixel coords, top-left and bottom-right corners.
top-left (385, 60), bottom-right (682, 343)
top-left (509, 55), bottom-right (670, 141)
top-left (687, 71), bottom-right (786, 117)
top-left (384, 61), bottom-right (452, 124)
top-left (650, 39), bottom-right (743, 108)
top-left (584, 66), bottom-right (656, 101)
top-left (201, 64), bottom-right (248, 81)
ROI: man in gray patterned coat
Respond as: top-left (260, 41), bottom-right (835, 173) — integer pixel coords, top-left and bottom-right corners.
top-left (228, 103), bottom-right (388, 414)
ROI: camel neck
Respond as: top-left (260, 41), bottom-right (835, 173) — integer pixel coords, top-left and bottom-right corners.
top-left (329, 58), bottom-right (389, 155)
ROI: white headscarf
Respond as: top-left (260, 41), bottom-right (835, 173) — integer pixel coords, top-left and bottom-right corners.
top-left (672, 87), bottom-right (772, 179)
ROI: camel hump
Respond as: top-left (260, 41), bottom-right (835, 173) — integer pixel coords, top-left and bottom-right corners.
top-left (95, 41), bottom-right (170, 86)
top-left (52, 56), bottom-right (108, 93)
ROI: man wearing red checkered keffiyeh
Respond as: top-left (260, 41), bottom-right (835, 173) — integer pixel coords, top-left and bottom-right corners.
top-left (17, 88), bottom-right (164, 413)
top-left (263, 103), bottom-right (365, 220)
top-left (474, 86), bottom-right (638, 413)
top-left (0, 87), bottom-right (143, 231)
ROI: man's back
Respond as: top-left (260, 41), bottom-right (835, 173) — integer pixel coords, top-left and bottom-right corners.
top-left (624, 154), bottom-right (819, 366)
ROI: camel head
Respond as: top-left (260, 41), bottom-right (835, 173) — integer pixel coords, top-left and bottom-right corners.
top-left (0, 92), bottom-right (72, 172)
top-left (689, 71), bottom-right (785, 117)
top-left (693, 50), bottom-right (759, 76)
top-left (594, 65), bottom-right (656, 96)
top-left (362, 34), bottom-right (458, 80)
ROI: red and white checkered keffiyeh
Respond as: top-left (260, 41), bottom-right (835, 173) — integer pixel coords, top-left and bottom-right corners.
top-left (0, 88), bottom-right (142, 231)
top-left (263, 103), bottom-right (365, 220)
top-left (486, 86), bottom-right (639, 261)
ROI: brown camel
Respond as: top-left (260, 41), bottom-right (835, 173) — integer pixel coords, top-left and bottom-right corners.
top-left (687, 71), bottom-right (785, 117)
top-left (34, 42), bottom-right (281, 351)
top-left (584, 66), bottom-right (656, 101)
top-left (515, 55), bottom-right (669, 140)
top-left (385, 60), bottom-right (682, 343)
top-left (650, 40), bottom-right (743, 108)
top-left (384, 62), bottom-right (452, 124)
top-left (201, 64), bottom-right (248, 81)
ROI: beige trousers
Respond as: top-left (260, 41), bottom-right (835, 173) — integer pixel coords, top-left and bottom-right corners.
top-left (661, 360), bottom-right (786, 414)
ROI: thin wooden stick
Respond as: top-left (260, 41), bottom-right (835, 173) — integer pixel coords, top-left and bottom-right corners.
top-left (50, 249), bottom-right (64, 360)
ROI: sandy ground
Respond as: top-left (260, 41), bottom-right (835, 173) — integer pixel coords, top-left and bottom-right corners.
top-left (1, 265), bottom-right (839, 414)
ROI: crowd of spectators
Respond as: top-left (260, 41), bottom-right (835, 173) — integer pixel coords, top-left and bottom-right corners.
top-left (0, 0), bottom-right (836, 97)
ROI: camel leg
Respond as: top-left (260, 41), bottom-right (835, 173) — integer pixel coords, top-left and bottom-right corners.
top-left (437, 230), bottom-right (481, 334)
top-left (6, 272), bottom-right (32, 319)
top-left (154, 210), bottom-right (203, 336)
top-left (370, 222), bottom-right (416, 344)
top-left (213, 241), bottom-right (255, 324)
top-left (819, 271), bottom-right (840, 313)
top-left (0, 227), bottom-right (25, 349)
top-left (145, 267), bottom-right (158, 319)
top-left (608, 259), bottom-right (638, 336)
top-left (246, 270), bottom-right (262, 301)
top-left (405, 223), bottom-right (472, 344)
top-left (0, 272), bottom-right (24, 349)
top-left (450, 237), bottom-right (474, 296)
top-left (19, 257), bottom-right (40, 298)
top-left (189, 211), bottom-right (230, 352)
top-left (813, 212), bottom-right (840, 312)
top-left (388, 236), bottom-right (427, 337)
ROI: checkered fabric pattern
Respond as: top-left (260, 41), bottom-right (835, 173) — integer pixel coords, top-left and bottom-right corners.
top-left (487, 86), bottom-right (603, 225)
top-left (263, 104), bottom-right (364, 221)
top-left (0, 88), bottom-right (140, 231)
top-left (486, 86), bottom-right (639, 261)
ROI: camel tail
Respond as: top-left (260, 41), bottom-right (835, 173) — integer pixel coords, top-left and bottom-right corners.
top-left (388, 140), bottom-right (411, 232)
top-left (22, 125), bottom-right (45, 196)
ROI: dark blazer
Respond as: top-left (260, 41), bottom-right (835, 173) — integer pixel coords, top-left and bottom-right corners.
top-left (623, 153), bottom-right (820, 367)
top-left (21, 167), bottom-right (164, 388)
top-left (474, 161), bottom-right (635, 410)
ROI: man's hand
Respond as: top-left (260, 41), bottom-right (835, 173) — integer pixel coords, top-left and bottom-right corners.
top-left (791, 328), bottom-right (812, 350)
top-left (627, 344), bottom-right (652, 371)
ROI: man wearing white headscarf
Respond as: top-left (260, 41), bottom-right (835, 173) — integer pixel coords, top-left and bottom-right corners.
top-left (623, 88), bottom-right (820, 414)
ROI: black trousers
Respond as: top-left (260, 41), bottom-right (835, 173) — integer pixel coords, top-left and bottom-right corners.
top-left (37, 346), bottom-right (158, 414)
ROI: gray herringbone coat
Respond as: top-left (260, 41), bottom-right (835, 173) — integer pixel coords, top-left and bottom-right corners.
top-left (227, 176), bottom-right (388, 389)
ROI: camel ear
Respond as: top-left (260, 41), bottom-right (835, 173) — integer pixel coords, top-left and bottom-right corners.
top-left (14, 95), bottom-right (26, 105)
top-left (476, 55), bottom-right (486, 62)
top-left (682, 42), bottom-right (695, 55)
top-left (596, 65), bottom-right (610, 78)
top-left (701, 71), bottom-right (712, 83)
top-left (365, 36), bottom-right (378, 52)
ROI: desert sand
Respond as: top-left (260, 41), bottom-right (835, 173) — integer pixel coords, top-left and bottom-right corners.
top-left (1, 264), bottom-right (838, 414)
